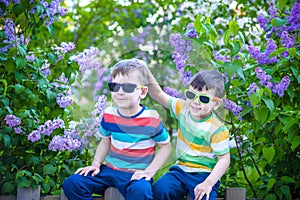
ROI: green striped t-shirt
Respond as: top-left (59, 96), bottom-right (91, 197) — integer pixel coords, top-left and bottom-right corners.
top-left (169, 97), bottom-right (230, 173)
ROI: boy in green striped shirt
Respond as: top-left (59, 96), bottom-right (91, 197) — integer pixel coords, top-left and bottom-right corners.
top-left (146, 69), bottom-right (230, 200)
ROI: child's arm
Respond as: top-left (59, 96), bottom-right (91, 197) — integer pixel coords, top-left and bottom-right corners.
top-left (75, 137), bottom-right (111, 176)
top-left (130, 142), bottom-right (171, 181)
top-left (194, 152), bottom-right (231, 200)
top-left (145, 67), bottom-right (171, 109)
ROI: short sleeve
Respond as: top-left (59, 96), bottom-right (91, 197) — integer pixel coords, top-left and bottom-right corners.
top-left (211, 126), bottom-right (230, 155)
top-left (98, 116), bottom-right (111, 138)
top-left (168, 97), bottom-right (185, 119)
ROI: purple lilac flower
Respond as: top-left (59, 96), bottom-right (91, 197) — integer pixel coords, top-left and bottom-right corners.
top-left (282, 51), bottom-right (289, 58)
top-left (28, 130), bottom-right (41, 142)
top-left (224, 99), bottom-right (243, 120)
top-left (281, 31), bottom-right (296, 48)
top-left (247, 83), bottom-right (259, 97)
top-left (169, 33), bottom-right (194, 85)
top-left (268, 3), bottom-right (277, 20)
top-left (4, 114), bottom-right (21, 128)
top-left (41, 60), bottom-right (51, 76)
top-left (248, 40), bottom-right (278, 66)
top-left (255, 67), bottom-right (273, 88)
top-left (186, 22), bottom-right (198, 38)
top-left (72, 47), bottom-right (103, 74)
top-left (56, 93), bottom-right (73, 108)
top-left (163, 86), bottom-right (185, 99)
top-left (48, 129), bottom-right (82, 151)
top-left (213, 51), bottom-right (231, 62)
top-left (28, 119), bottom-right (64, 142)
top-left (14, 127), bottom-right (22, 134)
top-left (257, 14), bottom-right (269, 30)
top-left (271, 76), bottom-right (290, 97)
top-left (37, 0), bottom-right (69, 26)
top-left (26, 53), bottom-right (35, 62)
top-left (80, 95), bottom-right (107, 146)
top-left (287, 2), bottom-right (300, 32)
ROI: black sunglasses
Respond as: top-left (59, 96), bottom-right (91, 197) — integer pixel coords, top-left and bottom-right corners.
top-left (108, 82), bottom-right (145, 93)
top-left (185, 90), bottom-right (220, 104)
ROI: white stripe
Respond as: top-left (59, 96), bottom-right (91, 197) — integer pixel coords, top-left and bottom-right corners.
top-left (177, 139), bottom-right (216, 159)
top-left (211, 139), bottom-right (229, 152)
top-left (111, 138), bottom-right (155, 149)
top-left (139, 109), bottom-right (160, 119)
top-left (177, 164), bottom-right (211, 173)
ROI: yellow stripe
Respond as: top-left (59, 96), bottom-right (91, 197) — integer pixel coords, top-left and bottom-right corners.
top-left (178, 160), bottom-right (211, 170)
top-left (175, 100), bottom-right (185, 116)
top-left (211, 130), bottom-right (229, 143)
top-left (178, 132), bottom-right (212, 152)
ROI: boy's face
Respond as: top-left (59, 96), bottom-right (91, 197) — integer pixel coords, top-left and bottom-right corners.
top-left (186, 86), bottom-right (222, 120)
top-left (110, 71), bottom-right (148, 113)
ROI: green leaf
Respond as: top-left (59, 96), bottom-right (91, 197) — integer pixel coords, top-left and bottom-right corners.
top-left (17, 45), bottom-right (27, 56)
top-left (15, 57), bottom-right (26, 69)
top-left (292, 136), bottom-right (300, 150)
top-left (267, 178), bottom-right (276, 190)
top-left (253, 106), bottom-right (269, 125)
top-left (224, 60), bottom-right (240, 80)
top-left (281, 176), bottom-right (295, 183)
top-left (250, 88), bottom-right (263, 107)
top-left (262, 97), bottom-right (274, 112)
top-left (263, 146), bottom-right (275, 163)
top-left (4, 58), bottom-right (16, 74)
top-left (0, 79), bottom-right (8, 97)
top-left (280, 185), bottom-right (291, 199)
top-left (43, 164), bottom-right (57, 175)
top-left (278, 0), bottom-right (287, 9)
top-left (0, 134), bottom-right (11, 148)
top-left (1, 182), bottom-right (15, 193)
top-left (223, 30), bottom-right (230, 45)
top-left (287, 48), bottom-right (296, 57)
top-left (229, 20), bottom-right (239, 35)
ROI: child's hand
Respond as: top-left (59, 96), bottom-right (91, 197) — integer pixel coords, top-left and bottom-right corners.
top-left (75, 164), bottom-right (101, 177)
top-left (130, 170), bottom-right (153, 181)
top-left (194, 181), bottom-right (212, 200)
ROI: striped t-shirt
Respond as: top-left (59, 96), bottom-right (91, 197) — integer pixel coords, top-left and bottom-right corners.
top-left (169, 97), bottom-right (229, 173)
top-left (99, 105), bottom-right (170, 172)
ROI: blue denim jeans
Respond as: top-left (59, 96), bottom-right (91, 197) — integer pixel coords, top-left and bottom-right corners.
top-left (153, 166), bottom-right (220, 200)
top-left (62, 165), bottom-right (153, 200)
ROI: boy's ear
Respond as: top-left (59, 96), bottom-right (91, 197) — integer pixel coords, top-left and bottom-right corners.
top-left (140, 86), bottom-right (148, 99)
top-left (213, 98), bottom-right (223, 110)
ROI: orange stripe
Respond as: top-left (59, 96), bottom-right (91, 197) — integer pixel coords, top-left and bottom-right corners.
top-left (178, 160), bottom-right (211, 170)
top-left (211, 130), bottom-right (229, 143)
top-left (178, 132), bottom-right (212, 152)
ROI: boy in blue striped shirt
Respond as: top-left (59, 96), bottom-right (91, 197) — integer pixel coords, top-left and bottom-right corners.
top-left (62, 59), bottom-right (171, 200)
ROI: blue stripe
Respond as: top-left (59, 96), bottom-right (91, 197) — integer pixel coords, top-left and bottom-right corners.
top-left (109, 151), bottom-right (154, 164)
top-left (153, 128), bottom-right (169, 142)
top-left (106, 123), bottom-right (157, 135)
top-left (112, 132), bottom-right (154, 143)
top-left (106, 156), bottom-right (149, 170)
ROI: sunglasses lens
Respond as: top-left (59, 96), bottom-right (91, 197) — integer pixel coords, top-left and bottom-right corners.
top-left (122, 84), bottom-right (136, 93)
top-left (108, 83), bottom-right (120, 92)
top-left (199, 95), bottom-right (210, 104)
top-left (185, 91), bottom-right (196, 100)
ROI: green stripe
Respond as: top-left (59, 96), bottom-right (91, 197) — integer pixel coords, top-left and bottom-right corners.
top-left (178, 116), bottom-right (210, 145)
top-left (177, 149), bottom-right (217, 168)
top-left (213, 126), bottom-right (227, 135)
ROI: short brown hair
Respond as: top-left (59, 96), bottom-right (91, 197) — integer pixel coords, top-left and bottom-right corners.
top-left (190, 70), bottom-right (225, 98)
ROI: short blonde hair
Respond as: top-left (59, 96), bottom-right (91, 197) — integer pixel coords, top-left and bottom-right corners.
top-left (110, 59), bottom-right (148, 84)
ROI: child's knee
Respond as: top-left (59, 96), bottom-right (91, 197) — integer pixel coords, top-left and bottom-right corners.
top-left (62, 174), bottom-right (81, 191)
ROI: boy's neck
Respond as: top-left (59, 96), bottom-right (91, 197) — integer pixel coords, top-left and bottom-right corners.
top-left (117, 104), bottom-right (144, 117)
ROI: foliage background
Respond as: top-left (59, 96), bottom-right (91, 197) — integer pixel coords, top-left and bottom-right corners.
top-left (0, 0), bottom-right (299, 199)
